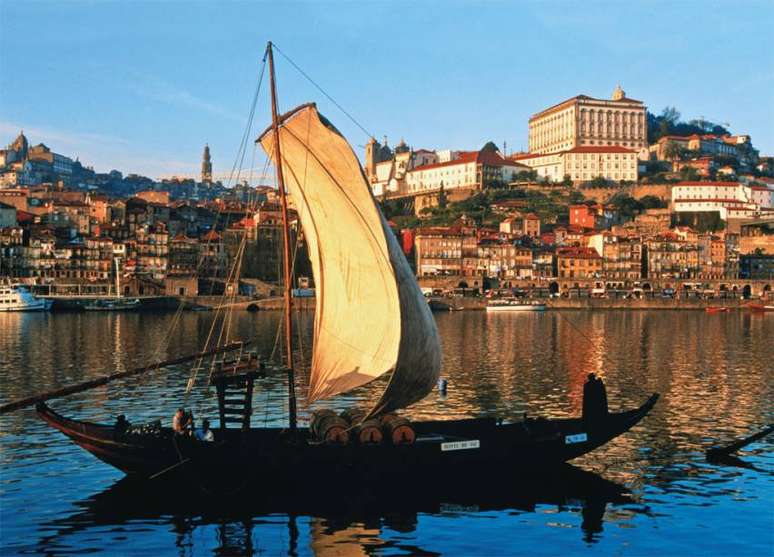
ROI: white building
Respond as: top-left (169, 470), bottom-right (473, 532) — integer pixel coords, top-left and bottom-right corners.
top-left (528, 85), bottom-right (648, 160)
top-left (511, 146), bottom-right (638, 183)
top-left (671, 181), bottom-right (773, 220)
top-left (405, 150), bottom-right (529, 194)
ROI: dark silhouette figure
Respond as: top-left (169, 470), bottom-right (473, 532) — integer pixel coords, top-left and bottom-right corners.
top-left (583, 373), bottom-right (609, 428)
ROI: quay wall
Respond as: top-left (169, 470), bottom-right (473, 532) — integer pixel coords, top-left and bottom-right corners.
top-left (431, 296), bottom-right (760, 311)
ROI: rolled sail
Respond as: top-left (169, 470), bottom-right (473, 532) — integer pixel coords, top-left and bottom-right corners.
top-left (257, 104), bottom-right (441, 414)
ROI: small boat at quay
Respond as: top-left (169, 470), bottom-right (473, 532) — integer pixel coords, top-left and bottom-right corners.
top-left (0, 284), bottom-right (53, 312)
top-left (705, 306), bottom-right (730, 314)
top-left (0, 42), bottom-right (658, 495)
top-left (83, 298), bottom-right (141, 311)
top-left (486, 298), bottom-right (547, 312)
top-left (746, 302), bottom-right (774, 312)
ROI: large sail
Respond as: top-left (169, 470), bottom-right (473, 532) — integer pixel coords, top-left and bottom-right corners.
top-left (257, 104), bottom-right (441, 414)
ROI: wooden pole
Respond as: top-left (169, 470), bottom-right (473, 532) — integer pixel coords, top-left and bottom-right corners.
top-left (0, 341), bottom-right (249, 415)
top-left (266, 41), bottom-right (298, 431)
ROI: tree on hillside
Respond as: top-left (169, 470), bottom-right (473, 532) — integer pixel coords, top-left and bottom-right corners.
top-left (588, 176), bottom-right (608, 188)
top-left (663, 141), bottom-right (683, 161)
top-left (609, 193), bottom-right (643, 219)
top-left (648, 106), bottom-right (730, 143)
top-left (562, 174), bottom-right (573, 188)
top-left (639, 195), bottom-right (667, 209)
top-left (481, 141), bottom-right (500, 153)
top-left (437, 182), bottom-right (448, 209)
top-left (680, 166), bottom-right (700, 181)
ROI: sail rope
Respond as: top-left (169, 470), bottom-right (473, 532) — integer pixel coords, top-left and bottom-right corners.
top-left (272, 44), bottom-right (373, 140)
top-left (182, 61), bottom-right (270, 397)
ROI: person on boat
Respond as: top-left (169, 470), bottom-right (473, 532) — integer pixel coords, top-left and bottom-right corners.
top-left (184, 410), bottom-right (195, 435)
top-left (582, 373), bottom-right (609, 427)
top-left (196, 418), bottom-right (214, 442)
top-left (114, 414), bottom-right (129, 439)
top-left (172, 408), bottom-right (185, 434)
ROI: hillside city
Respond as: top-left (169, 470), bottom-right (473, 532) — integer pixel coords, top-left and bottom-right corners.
top-left (1, 85), bottom-right (773, 301)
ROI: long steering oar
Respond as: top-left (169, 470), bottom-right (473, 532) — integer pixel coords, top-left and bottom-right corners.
top-left (0, 341), bottom-right (249, 414)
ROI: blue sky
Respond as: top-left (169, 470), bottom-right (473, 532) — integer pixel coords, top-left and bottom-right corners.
top-left (1, 1), bottom-right (772, 181)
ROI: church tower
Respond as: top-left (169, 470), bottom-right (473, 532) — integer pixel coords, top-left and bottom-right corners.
top-left (365, 136), bottom-right (380, 180)
top-left (612, 84), bottom-right (626, 101)
top-left (201, 144), bottom-right (212, 184)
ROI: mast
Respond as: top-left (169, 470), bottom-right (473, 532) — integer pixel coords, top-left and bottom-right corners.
top-left (266, 41), bottom-right (298, 431)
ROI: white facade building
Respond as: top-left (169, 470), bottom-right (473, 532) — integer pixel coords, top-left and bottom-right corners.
top-left (529, 85), bottom-right (648, 160)
top-left (511, 146), bottom-right (638, 183)
top-left (671, 181), bottom-right (773, 220)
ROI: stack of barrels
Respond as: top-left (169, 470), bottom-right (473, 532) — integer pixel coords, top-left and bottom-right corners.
top-left (309, 409), bottom-right (416, 446)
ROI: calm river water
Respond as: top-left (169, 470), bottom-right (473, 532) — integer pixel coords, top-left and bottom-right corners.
top-left (0, 310), bottom-right (772, 556)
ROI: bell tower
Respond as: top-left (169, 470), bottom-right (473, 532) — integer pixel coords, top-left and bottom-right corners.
top-left (201, 144), bottom-right (213, 184)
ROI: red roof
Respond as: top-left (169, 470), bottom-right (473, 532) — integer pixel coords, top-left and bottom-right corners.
top-left (658, 135), bottom-right (691, 142)
top-left (412, 150), bottom-right (526, 172)
top-left (510, 145), bottom-right (635, 160)
top-left (232, 216), bottom-right (256, 228)
top-left (557, 247), bottom-right (602, 259)
top-left (201, 230), bottom-right (221, 241)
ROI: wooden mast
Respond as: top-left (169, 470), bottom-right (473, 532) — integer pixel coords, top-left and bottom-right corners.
top-left (267, 41), bottom-right (298, 431)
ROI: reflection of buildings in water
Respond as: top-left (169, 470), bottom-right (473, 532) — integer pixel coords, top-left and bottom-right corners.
top-left (310, 519), bottom-right (385, 557)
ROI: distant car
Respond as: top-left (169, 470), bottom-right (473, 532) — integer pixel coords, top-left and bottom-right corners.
top-left (662, 288), bottom-right (676, 298)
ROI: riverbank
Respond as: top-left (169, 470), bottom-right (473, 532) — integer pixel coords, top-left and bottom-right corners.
top-left (429, 296), bottom-right (768, 311)
top-left (42, 294), bottom-right (769, 313)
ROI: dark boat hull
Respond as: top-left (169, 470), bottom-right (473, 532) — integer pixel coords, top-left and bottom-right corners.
top-left (37, 394), bottom-right (658, 489)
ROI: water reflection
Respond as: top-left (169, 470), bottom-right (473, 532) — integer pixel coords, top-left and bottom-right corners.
top-left (1, 311), bottom-right (772, 555)
top-left (33, 465), bottom-right (639, 556)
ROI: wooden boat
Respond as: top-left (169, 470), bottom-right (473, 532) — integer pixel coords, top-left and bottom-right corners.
top-left (705, 306), bottom-right (730, 314)
top-left (486, 298), bottom-right (547, 312)
top-left (83, 298), bottom-right (141, 311)
top-left (22, 42), bottom-right (658, 489)
top-left (36, 392), bottom-right (658, 483)
top-left (746, 303), bottom-right (774, 312)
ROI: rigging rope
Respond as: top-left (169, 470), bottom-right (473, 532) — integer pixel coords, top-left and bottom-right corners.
top-left (272, 43), bottom-right (373, 140)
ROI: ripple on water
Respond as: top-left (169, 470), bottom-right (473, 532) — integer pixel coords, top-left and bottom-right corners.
top-left (0, 310), bottom-right (772, 556)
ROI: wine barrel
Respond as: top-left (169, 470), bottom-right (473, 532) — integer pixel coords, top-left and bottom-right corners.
top-left (339, 408), bottom-right (366, 425)
top-left (380, 414), bottom-right (415, 445)
top-left (354, 419), bottom-right (383, 445)
top-left (310, 410), bottom-right (349, 445)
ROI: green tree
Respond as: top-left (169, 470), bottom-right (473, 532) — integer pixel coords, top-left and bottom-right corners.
top-left (680, 166), bottom-right (700, 181)
top-left (437, 183), bottom-right (448, 209)
top-left (481, 141), bottom-right (500, 153)
top-left (661, 106), bottom-right (681, 126)
top-left (588, 176), bottom-right (608, 188)
top-left (562, 174), bottom-right (573, 188)
top-left (663, 141), bottom-right (683, 161)
top-left (639, 195), bottom-right (667, 209)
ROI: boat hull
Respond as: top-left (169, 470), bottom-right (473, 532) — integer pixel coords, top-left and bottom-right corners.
top-left (37, 394), bottom-right (658, 488)
top-left (486, 304), bottom-right (546, 312)
top-left (0, 299), bottom-right (52, 312)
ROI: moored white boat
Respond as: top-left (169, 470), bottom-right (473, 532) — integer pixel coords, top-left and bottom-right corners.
top-left (486, 298), bottom-right (547, 312)
top-left (0, 284), bottom-right (53, 312)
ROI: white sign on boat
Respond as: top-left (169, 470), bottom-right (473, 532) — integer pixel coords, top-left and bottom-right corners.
top-left (441, 439), bottom-right (481, 451)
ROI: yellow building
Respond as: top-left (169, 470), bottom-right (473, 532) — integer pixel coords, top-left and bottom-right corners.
top-left (528, 85), bottom-right (648, 160)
